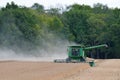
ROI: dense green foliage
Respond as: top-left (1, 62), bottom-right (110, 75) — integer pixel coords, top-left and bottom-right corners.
top-left (0, 2), bottom-right (120, 58)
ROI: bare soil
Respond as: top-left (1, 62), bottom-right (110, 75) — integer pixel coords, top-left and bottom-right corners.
top-left (0, 59), bottom-right (120, 80)
top-left (64, 59), bottom-right (120, 80)
top-left (0, 61), bottom-right (89, 80)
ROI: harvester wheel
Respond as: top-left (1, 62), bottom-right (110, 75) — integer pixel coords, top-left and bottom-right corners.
top-left (80, 57), bottom-right (86, 62)
top-left (66, 58), bottom-right (71, 63)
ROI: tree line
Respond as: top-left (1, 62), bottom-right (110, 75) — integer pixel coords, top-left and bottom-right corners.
top-left (0, 2), bottom-right (120, 58)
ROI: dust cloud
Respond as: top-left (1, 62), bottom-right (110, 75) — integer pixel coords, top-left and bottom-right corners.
top-left (0, 39), bottom-right (75, 61)
top-left (0, 14), bottom-right (76, 61)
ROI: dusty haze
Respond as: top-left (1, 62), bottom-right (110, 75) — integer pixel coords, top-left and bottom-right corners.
top-left (0, 39), bottom-right (76, 61)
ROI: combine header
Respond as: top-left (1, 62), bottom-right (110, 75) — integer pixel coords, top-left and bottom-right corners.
top-left (54, 44), bottom-right (107, 63)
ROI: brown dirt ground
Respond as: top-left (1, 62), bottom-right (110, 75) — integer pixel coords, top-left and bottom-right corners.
top-left (0, 59), bottom-right (120, 80)
top-left (0, 61), bottom-right (90, 80)
top-left (64, 59), bottom-right (120, 80)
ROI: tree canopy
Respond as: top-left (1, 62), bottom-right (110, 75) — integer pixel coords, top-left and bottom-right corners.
top-left (0, 2), bottom-right (120, 58)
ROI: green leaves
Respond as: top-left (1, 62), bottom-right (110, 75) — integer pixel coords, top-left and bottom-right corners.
top-left (0, 2), bottom-right (120, 58)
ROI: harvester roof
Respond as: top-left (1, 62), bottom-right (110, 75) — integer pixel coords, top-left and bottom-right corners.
top-left (68, 46), bottom-right (83, 48)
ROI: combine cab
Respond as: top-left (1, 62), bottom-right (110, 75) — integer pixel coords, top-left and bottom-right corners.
top-left (54, 44), bottom-right (107, 63)
top-left (67, 46), bottom-right (86, 62)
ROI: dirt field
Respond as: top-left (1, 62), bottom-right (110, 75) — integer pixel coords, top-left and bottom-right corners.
top-left (0, 59), bottom-right (120, 80)
top-left (64, 59), bottom-right (120, 80)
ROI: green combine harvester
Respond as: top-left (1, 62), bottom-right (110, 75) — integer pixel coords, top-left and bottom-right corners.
top-left (54, 44), bottom-right (108, 64)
